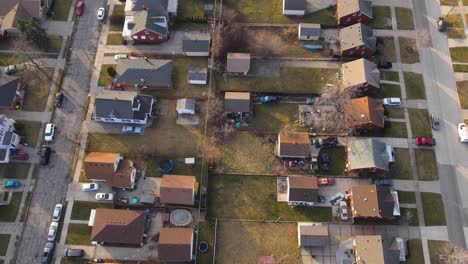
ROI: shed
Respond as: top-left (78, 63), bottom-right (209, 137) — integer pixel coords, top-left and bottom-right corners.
top-left (182, 32), bottom-right (211, 56)
top-left (298, 23), bottom-right (321, 40)
top-left (176, 99), bottom-right (196, 115)
top-left (188, 67), bottom-right (208, 85)
top-left (226, 53), bottom-right (251, 74)
top-left (224, 92), bottom-right (251, 113)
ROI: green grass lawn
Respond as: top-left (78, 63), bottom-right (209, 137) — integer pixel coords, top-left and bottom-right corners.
top-left (221, 133), bottom-right (279, 174)
top-left (0, 54), bottom-right (20, 66)
top-left (197, 221), bottom-right (214, 264)
top-left (0, 234), bottom-right (10, 256)
top-left (249, 104), bottom-right (298, 132)
top-left (47, 35), bottom-right (63, 54)
top-left (421, 193), bottom-right (446, 226)
top-left (0, 192), bottom-right (22, 221)
top-left (207, 175), bottom-right (332, 221)
top-left (106, 34), bottom-right (125, 45)
top-left (385, 108), bottom-right (405, 119)
top-left (144, 157), bottom-right (204, 181)
top-left (400, 208), bottom-right (419, 226)
top-left (408, 109), bottom-right (432, 138)
top-left (112, 4), bottom-right (125, 15)
top-left (179, 0), bottom-right (205, 17)
top-left (453, 64), bottom-right (468, 72)
top-left (317, 146), bottom-right (346, 176)
top-left (395, 7), bottom-right (415, 30)
top-left (398, 191), bottom-right (416, 204)
top-left (445, 14), bottom-right (464, 28)
top-left (404, 240), bottom-right (424, 264)
top-left (369, 6), bottom-right (392, 29)
top-left (415, 149), bottom-right (439, 181)
top-left (22, 68), bottom-right (55, 111)
top-left (447, 28), bottom-right (466, 39)
top-left (388, 148), bottom-right (412, 180)
top-left (380, 71), bottom-right (400, 82)
top-left (456, 81), bottom-right (468, 108)
top-left (216, 68), bottom-right (337, 94)
top-left (0, 163), bottom-right (30, 179)
top-left (52, 0), bottom-right (73, 21)
top-left (404, 72), bottom-right (426, 99)
top-left (15, 121), bottom-right (41, 146)
top-left (399, 37), bottom-right (420, 63)
top-left (376, 36), bottom-right (397, 63)
top-left (65, 224), bottom-right (92, 245)
top-left (377, 84), bottom-right (402, 98)
top-left (71, 201), bottom-right (113, 220)
top-left (428, 240), bottom-right (452, 264)
top-left (361, 121), bottom-right (408, 138)
top-left (450, 47), bottom-right (468, 62)
top-left (97, 64), bottom-right (115, 86)
top-left (440, 0), bottom-right (458, 5)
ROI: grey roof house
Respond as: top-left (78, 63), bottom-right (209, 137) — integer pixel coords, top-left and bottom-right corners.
top-left (0, 76), bottom-right (21, 110)
top-left (188, 67), bottom-right (208, 85)
top-left (224, 92), bottom-right (251, 113)
top-left (298, 23), bottom-right (321, 40)
top-left (339, 23), bottom-right (376, 57)
top-left (346, 138), bottom-right (395, 176)
top-left (114, 59), bottom-right (173, 89)
top-left (124, 0), bottom-right (178, 16)
top-left (297, 223), bottom-right (329, 247)
top-left (94, 91), bottom-right (154, 125)
top-left (226, 53), bottom-right (251, 74)
top-left (182, 32), bottom-right (211, 56)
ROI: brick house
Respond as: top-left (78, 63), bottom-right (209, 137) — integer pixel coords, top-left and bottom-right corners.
top-left (346, 138), bottom-right (395, 176)
top-left (339, 23), bottom-right (376, 57)
top-left (349, 185), bottom-right (400, 219)
top-left (336, 0), bottom-right (373, 26)
top-left (341, 58), bottom-right (380, 94)
top-left (344, 96), bottom-right (384, 132)
top-left (84, 152), bottom-right (137, 189)
top-left (122, 9), bottom-right (168, 44)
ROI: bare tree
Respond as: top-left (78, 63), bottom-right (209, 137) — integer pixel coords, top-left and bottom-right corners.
top-left (212, 23), bottom-right (246, 73)
top-left (438, 242), bottom-right (468, 264)
top-left (12, 36), bottom-right (52, 79)
top-left (314, 85), bottom-right (354, 133)
top-left (200, 95), bottom-right (225, 126)
top-left (204, 136), bottom-right (221, 166)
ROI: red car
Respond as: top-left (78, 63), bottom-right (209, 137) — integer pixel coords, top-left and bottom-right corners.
top-left (76, 1), bottom-right (85, 16)
top-left (10, 151), bottom-right (29, 160)
top-left (317, 177), bottom-right (335, 185)
top-left (415, 137), bottom-right (436, 146)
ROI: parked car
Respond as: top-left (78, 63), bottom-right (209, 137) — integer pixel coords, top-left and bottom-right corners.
top-left (437, 17), bottom-right (447, 32)
top-left (314, 136), bottom-right (338, 147)
top-left (82, 183), bottom-right (99, 191)
top-left (95, 193), bottom-right (113, 201)
top-left (10, 150), bottom-right (29, 160)
top-left (317, 177), bottom-right (335, 186)
top-left (340, 201), bottom-right (349, 220)
top-left (114, 54), bottom-right (128, 60)
top-left (41, 242), bottom-right (54, 264)
top-left (329, 193), bottom-right (344, 206)
top-left (458, 123), bottom-right (468, 143)
top-left (4, 65), bottom-right (17, 75)
top-left (382, 97), bottom-right (401, 106)
top-left (52, 204), bottom-right (63, 222)
top-left (64, 248), bottom-right (84, 257)
top-left (97, 7), bottom-right (105, 20)
top-left (76, 1), bottom-right (85, 15)
top-left (39, 145), bottom-right (51, 165)
top-left (377, 61), bottom-right (392, 69)
top-left (260, 96), bottom-right (278, 104)
top-left (2, 180), bottom-right (20, 188)
top-left (415, 137), bottom-right (436, 146)
top-left (122, 126), bottom-right (142, 134)
top-left (55, 92), bottom-right (64, 107)
top-left (430, 113), bottom-right (440, 130)
top-left (47, 222), bottom-right (59, 242)
top-left (375, 178), bottom-right (393, 186)
top-left (44, 123), bottom-right (55, 142)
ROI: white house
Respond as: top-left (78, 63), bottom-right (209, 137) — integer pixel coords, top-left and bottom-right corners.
top-left (283, 0), bottom-right (307, 16)
top-left (0, 115), bottom-right (20, 163)
top-left (176, 99), bottom-right (196, 115)
top-left (287, 175), bottom-right (318, 206)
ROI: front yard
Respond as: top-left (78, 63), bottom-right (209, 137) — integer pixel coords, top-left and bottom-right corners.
top-left (369, 6), bottom-right (392, 29)
top-left (377, 84), bottom-right (402, 98)
top-left (399, 37), bottom-right (420, 63)
top-left (0, 234), bottom-right (10, 256)
top-left (106, 34), bottom-right (125, 45)
top-left (207, 175), bottom-right (332, 221)
top-left (361, 121), bottom-right (408, 138)
top-left (70, 201), bottom-right (114, 220)
top-left (22, 68), bottom-right (55, 111)
top-left (421, 193), bottom-right (446, 226)
top-left (404, 240), bottom-right (425, 264)
top-left (404, 72), bottom-right (426, 99)
top-left (414, 149), bottom-right (438, 181)
top-left (388, 148), bottom-right (412, 180)
top-left (97, 64), bottom-right (116, 86)
top-left (400, 208), bottom-right (419, 226)
top-left (408, 109), bottom-right (432, 138)
top-left (65, 224), bottom-right (92, 245)
top-left (376, 36), bottom-right (397, 63)
top-left (52, 0), bottom-right (73, 21)
top-left (456, 81), bottom-right (468, 108)
top-left (398, 191), bottom-right (416, 204)
top-left (450, 47), bottom-right (468, 62)
top-left (380, 71), bottom-right (400, 82)
top-left (15, 121), bottom-right (41, 146)
top-left (428, 240), bottom-right (453, 264)
top-left (395, 7), bottom-right (415, 30)
top-left (0, 163), bottom-right (30, 179)
top-left (0, 192), bottom-right (22, 221)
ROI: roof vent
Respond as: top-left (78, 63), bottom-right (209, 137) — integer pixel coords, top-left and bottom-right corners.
top-left (141, 78), bottom-right (145, 83)
top-left (363, 198), bottom-right (367, 202)
top-left (360, 114), bottom-right (365, 119)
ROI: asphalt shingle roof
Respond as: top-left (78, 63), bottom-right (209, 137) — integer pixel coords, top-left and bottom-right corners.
top-left (115, 59), bottom-right (173, 87)
top-left (94, 91), bottom-right (153, 121)
top-left (0, 76), bottom-right (19, 108)
top-left (347, 138), bottom-right (390, 171)
top-left (340, 23), bottom-right (376, 51)
top-left (182, 32), bottom-right (211, 53)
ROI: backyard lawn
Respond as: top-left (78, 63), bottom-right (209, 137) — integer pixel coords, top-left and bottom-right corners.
top-left (0, 163), bottom-right (30, 179)
top-left (207, 175), bottom-right (332, 221)
top-left (400, 208), bottom-right (419, 226)
top-left (52, 0), bottom-right (73, 21)
top-left (65, 224), bottom-right (92, 245)
top-left (0, 54), bottom-right (20, 66)
top-left (22, 68), bottom-right (55, 111)
top-left (221, 133), bottom-right (279, 174)
top-left (404, 240), bottom-right (424, 264)
top-left (317, 146), bottom-right (346, 176)
top-left (404, 72), bottom-right (426, 99)
top-left (380, 71), bottom-right (399, 82)
top-left (421, 193), bottom-right (446, 226)
top-left (453, 64), bottom-right (468, 72)
top-left (395, 7), bottom-right (415, 30)
top-left (376, 36), bottom-right (397, 63)
top-left (97, 64), bottom-right (116, 86)
top-left (399, 37), bottom-right (420, 63)
top-left (106, 34), bottom-right (125, 45)
top-left (197, 221), bottom-right (214, 264)
top-left (0, 234), bottom-right (10, 256)
top-left (179, 0), bottom-right (205, 17)
top-left (414, 149), bottom-right (438, 181)
top-left (249, 104), bottom-right (299, 132)
top-left (216, 221), bottom-right (301, 264)
top-left (377, 84), bottom-right (402, 98)
top-left (408, 109), bottom-right (432, 138)
top-left (0, 192), bottom-right (22, 221)
top-left (456, 81), bottom-right (468, 108)
top-left (15, 121), bottom-right (41, 146)
top-left (216, 67), bottom-right (337, 94)
top-left (398, 191), bottom-right (416, 204)
top-left (369, 6), bottom-right (392, 29)
top-left (450, 47), bottom-right (468, 62)
top-left (70, 201), bottom-right (114, 220)
top-left (388, 148), bottom-right (412, 180)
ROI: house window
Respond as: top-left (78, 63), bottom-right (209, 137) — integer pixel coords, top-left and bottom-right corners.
top-left (352, 12), bottom-right (356, 16)
top-left (132, 36), bottom-right (138, 39)
top-left (158, 36), bottom-right (163, 39)
top-left (347, 18), bottom-right (351, 22)
top-left (361, 51), bottom-right (365, 55)
top-left (349, 51), bottom-right (354, 55)
top-left (144, 30), bottom-right (149, 34)
top-left (149, 36), bottom-right (155, 40)
top-left (141, 36), bottom-right (146, 40)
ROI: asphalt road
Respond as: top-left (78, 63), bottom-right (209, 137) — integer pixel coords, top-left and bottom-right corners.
top-left (14, 1), bottom-right (104, 263)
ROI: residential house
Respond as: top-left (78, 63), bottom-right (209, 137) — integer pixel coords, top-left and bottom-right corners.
top-left (287, 176), bottom-right (318, 206)
top-left (283, 0), bottom-right (307, 16)
top-left (94, 91), bottom-right (154, 125)
top-left (344, 96), bottom-right (384, 132)
top-left (342, 59), bottom-right (380, 94)
top-left (124, 0), bottom-right (178, 17)
top-left (346, 138), bottom-right (395, 176)
top-left (158, 227), bottom-right (193, 262)
top-left (0, 76), bottom-right (21, 110)
top-left (349, 185), bottom-right (400, 219)
top-left (114, 58), bottom-right (173, 89)
top-left (160, 175), bottom-right (197, 206)
top-left (188, 67), bottom-right (208, 85)
top-left (298, 23), bottom-right (321, 40)
top-left (89, 208), bottom-right (146, 247)
top-left (224, 92), bottom-right (252, 123)
top-left (176, 98), bottom-right (196, 115)
top-left (336, 235), bottom-right (403, 264)
top-left (182, 32), bottom-right (211, 56)
top-left (0, 115), bottom-right (20, 164)
top-left (336, 0), bottom-right (373, 26)
top-left (122, 10), bottom-right (169, 44)
top-left (277, 131), bottom-right (311, 158)
top-left (226, 53), bottom-right (251, 75)
top-left (84, 152), bottom-right (137, 189)
top-left (0, 0), bottom-right (41, 37)
top-left (339, 23), bottom-right (376, 57)
top-left (297, 223), bottom-right (329, 247)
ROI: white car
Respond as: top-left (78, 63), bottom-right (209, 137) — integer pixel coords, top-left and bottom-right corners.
top-left (458, 123), bottom-right (468, 143)
top-left (44, 123), bottom-right (55, 142)
top-left (97, 7), bottom-right (105, 20)
top-left (382, 97), bottom-right (401, 106)
top-left (4, 65), bottom-right (17, 75)
top-left (47, 222), bottom-right (59, 242)
top-left (114, 54), bottom-right (128, 60)
top-left (340, 201), bottom-right (349, 220)
top-left (82, 183), bottom-right (99, 192)
top-left (122, 126), bottom-right (142, 134)
top-left (95, 193), bottom-right (113, 201)
top-left (52, 204), bottom-right (63, 222)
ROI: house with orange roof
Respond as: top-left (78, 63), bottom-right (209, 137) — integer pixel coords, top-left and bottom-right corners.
top-left (83, 152), bottom-right (136, 189)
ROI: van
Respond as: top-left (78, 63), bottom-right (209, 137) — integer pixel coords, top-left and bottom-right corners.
top-left (64, 249), bottom-right (83, 257)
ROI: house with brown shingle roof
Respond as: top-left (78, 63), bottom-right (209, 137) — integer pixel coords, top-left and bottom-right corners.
top-left (339, 23), bottom-right (376, 58)
top-left (89, 208), bottom-right (146, 247)
top-left (344, 96), bottom-right (384, 133)
top-left (287, 175), bottom-right (318, 206)
top-left (342, 59), bottom-right (380, 94)
top-left (158, 227), bottom-right (193, 262)
top-left (336, 0), bottom-right (373, 26)
top-left (84, 152), bottom-right (136, 189)
top-left (0, 0), bottom-right (41, 37)
top-left (297, 222), bottom-right (329, 247)
top-left (349, 185), bottom-right (399, 219)
top-left (336, 235), bottom-right (403, 263)
top-left (277, 131), bottom-right (311, 158)
top-left (159, 175), bottom-right (196, 206)
top-left (226, 53), bottom-right (251, 75)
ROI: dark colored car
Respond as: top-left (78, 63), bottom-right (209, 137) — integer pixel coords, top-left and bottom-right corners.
top-left (437, 17), bottom-right (447, 32)
top-left (41, 242), bottom-right (54, 263)
top-left (430, 113), bottom-right (440, 130)
top-left (55, 92), bottom-right (64, 107)
top-left (416, 137), bottom-right (436, 146)
top-left (10, 150), bottom-right (29, 160)
top-left (39, 145), bottom-right (51, 165)
top-left (377, 61), bottom-right (392, 69)
top-left (260, 96), bottom-right (278, 104)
